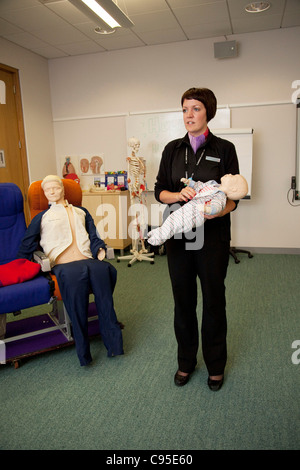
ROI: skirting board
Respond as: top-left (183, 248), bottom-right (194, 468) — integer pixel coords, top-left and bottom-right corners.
top-left (233, 247), bottom-right (300, 255)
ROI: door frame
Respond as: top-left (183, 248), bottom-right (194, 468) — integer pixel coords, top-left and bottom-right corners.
top-left (0, 63), bottom-right (30, 221)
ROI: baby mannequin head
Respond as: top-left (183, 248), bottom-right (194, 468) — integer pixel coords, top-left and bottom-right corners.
top-left (220, 174), bottom-right (248, 200)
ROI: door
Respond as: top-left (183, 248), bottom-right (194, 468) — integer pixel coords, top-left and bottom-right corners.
top-left (0, 64), bottom-right (30, 222)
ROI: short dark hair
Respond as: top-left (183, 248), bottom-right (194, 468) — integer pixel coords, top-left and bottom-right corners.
top-left (181, 87), bottom-right (217, 122)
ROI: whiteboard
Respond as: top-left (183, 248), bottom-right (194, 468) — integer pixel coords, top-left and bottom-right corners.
top-left (126, 110), bottom-right (252, 197)
top-left (213, 128), bottom-right (253, 198)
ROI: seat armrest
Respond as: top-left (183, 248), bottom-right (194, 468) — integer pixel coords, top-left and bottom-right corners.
top-left (33, 251), bottom-right (51, 272)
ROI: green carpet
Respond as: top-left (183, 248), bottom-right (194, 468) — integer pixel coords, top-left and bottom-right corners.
top-left (0, 253), bottom-right (299, 450)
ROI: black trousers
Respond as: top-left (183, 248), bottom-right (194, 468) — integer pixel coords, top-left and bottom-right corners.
top-left (166, 227), bottom-right (230, 376)
top-left (52, 259), bottom-right (123, 366)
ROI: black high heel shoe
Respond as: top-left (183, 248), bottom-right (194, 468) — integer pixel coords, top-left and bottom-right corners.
top-left (207, 376), bottom-right (224, 391)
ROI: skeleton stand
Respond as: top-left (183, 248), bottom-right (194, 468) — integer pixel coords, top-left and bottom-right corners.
top-left (117, 151), bottom-right (154, 267)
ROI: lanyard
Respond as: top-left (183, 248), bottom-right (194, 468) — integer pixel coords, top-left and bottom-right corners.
top-left (185, 147), bottom-right (205, 179)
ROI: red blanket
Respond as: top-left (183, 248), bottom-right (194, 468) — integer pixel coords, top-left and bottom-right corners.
top-left (0, 259), bottom-right (41, 287)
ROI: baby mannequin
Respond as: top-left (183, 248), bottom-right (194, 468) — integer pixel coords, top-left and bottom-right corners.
top-left (147, 174), bottom-right (248, 246)
top-left (17, 175), bottom-right (123, 366)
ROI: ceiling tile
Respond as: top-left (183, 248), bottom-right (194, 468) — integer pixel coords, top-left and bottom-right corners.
top-left (28, 44), bottom-right (69, 59)
top-left (0, 4), bottom-right (67, 30)
top-left (58, 40), bottom-right (105, 55)
top-left (0, 17), bottom-right (24, 35)
top-left (2, 31), bottom-right (50, 49)
top-left (183, 21), bottom-right (232, 40)
top-left (119, 0), bottom-right (169, 15)
top-left (30, 23), bottom-right (89, 45)
top-left (136, 27), bottom-right (187, 45)
top-left (130, 10), bottom-right (181, 33)
top-left (168, 0), bottom-right (221, 7)
top-left (281, 0), bottom-right (300, 27)
top-left (232, 15), bottom-right (283, 34)
top-left (172, 1), bottom-right (230, 27)
top-left (0, 0), bottom-right (38, 13)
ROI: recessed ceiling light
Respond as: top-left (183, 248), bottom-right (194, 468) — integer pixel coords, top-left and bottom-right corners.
top-left (94, 26), bottom-right (115, 34)
top-left (245, 2), bottom-right (271, 13)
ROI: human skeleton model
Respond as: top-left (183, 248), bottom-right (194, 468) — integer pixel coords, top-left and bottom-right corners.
top-left (117, 138), bottom-right (154, 266)
top-left (147, 174), bottom-right (248, 246)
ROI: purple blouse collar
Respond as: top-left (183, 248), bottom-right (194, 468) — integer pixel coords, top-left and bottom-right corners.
top-left (188, 128), bottom-right (209, 154)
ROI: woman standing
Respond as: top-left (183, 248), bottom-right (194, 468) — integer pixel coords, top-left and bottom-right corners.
top-left (154, 88), bottom-right (240, 391)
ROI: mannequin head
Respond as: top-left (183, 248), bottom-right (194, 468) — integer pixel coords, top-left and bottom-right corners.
top-left (219, 174), bottom-right (248, 200)
top-left (41, 175), bottom-right (65, 204)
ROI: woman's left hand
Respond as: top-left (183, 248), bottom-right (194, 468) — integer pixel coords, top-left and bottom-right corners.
top-left (204, 199), bottom-right (236, 219)
top-left (204, 212), bottom-right (222, 219)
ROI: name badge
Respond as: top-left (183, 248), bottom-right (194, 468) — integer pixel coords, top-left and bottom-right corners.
top-left (206, 156), bottom-right (220, 162)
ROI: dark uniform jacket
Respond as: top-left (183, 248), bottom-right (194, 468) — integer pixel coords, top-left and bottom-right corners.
top-left (154, 131), bottom-right (240, 243)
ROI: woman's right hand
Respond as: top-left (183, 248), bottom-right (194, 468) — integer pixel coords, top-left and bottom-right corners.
top-left (177, 186), bottom-right (196, 202)
top-left (159, 188), bottom-right (196, 204)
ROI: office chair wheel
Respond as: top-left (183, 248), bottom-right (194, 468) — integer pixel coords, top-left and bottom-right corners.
top-left (150, 261), bottom-right (154, 264)
top-left (13, 360), bottom-right (20, 369)
top-left (230, 247), bottom-right (253, 264)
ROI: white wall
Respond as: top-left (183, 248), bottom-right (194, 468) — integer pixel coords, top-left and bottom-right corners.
top-left (48, 26), bottom-right (300, 251)
top-left (49, 27), bottom-right (300, 117)
top-left (0, 37), bottom-right (56, 182)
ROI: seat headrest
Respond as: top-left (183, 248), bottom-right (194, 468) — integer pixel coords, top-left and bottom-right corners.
top-left (28, 179), bottom-right (82, 219)
top-left (0, 183), bottom-right (27, 264)
top-left (0, 183), bottom-right (25, 229)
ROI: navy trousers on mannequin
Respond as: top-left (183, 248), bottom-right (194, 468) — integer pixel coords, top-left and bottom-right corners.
top-left (52, 259), bottom-right (123, 366)
top-left (166, 227), bottom-right (229, 377)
